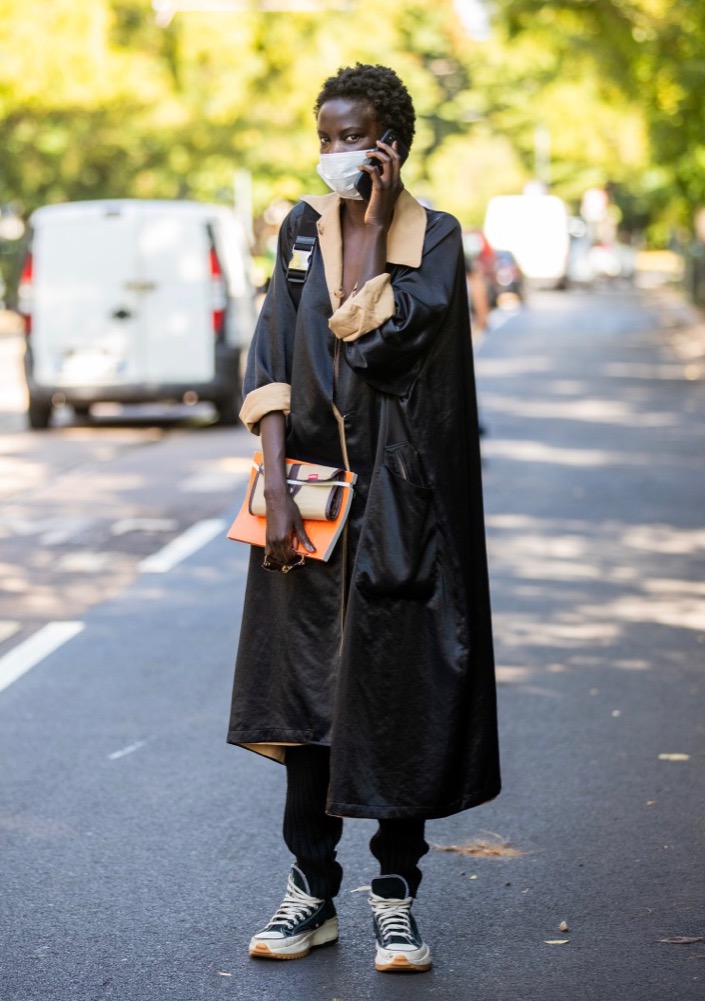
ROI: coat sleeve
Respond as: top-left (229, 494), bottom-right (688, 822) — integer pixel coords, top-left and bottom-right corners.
top-left (239, 205), bottom-right (304, 434)
top-left (330, 213), bottom-right (468, 397)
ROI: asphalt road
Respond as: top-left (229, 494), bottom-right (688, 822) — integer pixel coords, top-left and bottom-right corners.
top-left (1, 284), bottom-right (704, 1001)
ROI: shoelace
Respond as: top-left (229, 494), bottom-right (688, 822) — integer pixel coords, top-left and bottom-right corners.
top-left (266, 877), bottom-right (321, 931)
top-left (369, 894), bottom-right (415, 944)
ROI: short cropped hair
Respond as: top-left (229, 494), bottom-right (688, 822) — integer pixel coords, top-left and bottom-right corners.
top-left (314, 63), bottom-right (416, 151)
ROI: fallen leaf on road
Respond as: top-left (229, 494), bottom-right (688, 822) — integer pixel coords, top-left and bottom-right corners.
top-left (433, 832), bottom-right (523, 858)
top-left (658, 937), bottom-right (704, 945)
top-left (658, 753), bottom-right (690, 761)
top-left (545, 939), bottom-right (570, 945)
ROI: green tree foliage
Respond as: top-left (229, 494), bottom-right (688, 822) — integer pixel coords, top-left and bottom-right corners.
top-left (0, 0), bottom-right (493, 217)
top-left (0, 0), bottom-right (689, 240)
top-left (469, 27), bottom-right (648, 210)
top-left (492, 0), bottom-right (705, 229)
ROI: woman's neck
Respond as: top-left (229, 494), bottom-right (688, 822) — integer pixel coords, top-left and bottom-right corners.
top-left (341, 198), bottom-right (368, 228)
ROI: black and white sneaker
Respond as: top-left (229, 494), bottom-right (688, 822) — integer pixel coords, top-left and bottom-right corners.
top-left (249, 865), bottom-right (339, 960)
top-left (368, 875), bottom-right (432, 973)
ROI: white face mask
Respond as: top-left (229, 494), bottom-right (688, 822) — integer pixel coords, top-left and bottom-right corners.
top-left (317, 148), bottom-right (374, 200)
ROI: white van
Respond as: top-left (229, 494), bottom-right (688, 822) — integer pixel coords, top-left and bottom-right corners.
top-left (484, 193), bottom-right (570, 288)
top-left (19, 199), bottom-right (258, 428)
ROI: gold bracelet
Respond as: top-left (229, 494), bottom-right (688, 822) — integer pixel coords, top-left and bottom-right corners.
top-left (262, 554), bottom-right (306, 573)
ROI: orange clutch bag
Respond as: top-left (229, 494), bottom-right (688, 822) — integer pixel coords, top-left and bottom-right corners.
top-left (227, 452), bottom-right (357, 562)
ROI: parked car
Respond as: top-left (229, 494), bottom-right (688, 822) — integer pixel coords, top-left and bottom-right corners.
top-left (18, 199), bottom-right (258, 429)
top-left (493, 249), bottom-right (525, 301)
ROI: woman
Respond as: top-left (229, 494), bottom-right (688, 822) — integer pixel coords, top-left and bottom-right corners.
top-left (228, 63), bottom-right (500, 974)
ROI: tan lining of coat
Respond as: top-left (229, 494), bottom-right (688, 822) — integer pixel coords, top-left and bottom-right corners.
top-left (328, 274), bottom-right (396, 342)
top-left (239, 382), bottom-right (291, 434)
top-left (240, 741), bottom-right (301, 763)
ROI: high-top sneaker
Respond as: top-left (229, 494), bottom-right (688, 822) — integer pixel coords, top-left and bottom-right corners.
top-left (368, 875), bottom-right (432, 973)
top-left (249, 865), bottom-right (339, 960)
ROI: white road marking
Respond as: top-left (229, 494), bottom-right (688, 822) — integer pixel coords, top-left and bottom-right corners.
top-left (487, 309), bottom-right (517, 333)
top-left (108, 739), bottom-right (149, 761)
top-left (0, 621), bottom-right (20, 645)
top-left (1, 516), bottom-right (88, 541)
top-left (0, 621), bottom-right (85, 694)
top-left (40, 523), bottom-right (89, 546)
top-left (138, 518), bottom-right (227, 574)
top-left (56, 552), bottom-right (120, 573)
top-left (110, 517), bottom-right (177, 536)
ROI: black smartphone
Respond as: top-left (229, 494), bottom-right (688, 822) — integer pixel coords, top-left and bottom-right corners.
top-left (354, 128), bottom-right (410, 201)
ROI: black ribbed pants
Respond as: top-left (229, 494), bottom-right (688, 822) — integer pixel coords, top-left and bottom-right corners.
top-left (283, 744), bottom-right (429, 899)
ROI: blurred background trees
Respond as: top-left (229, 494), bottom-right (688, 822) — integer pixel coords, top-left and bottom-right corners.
top-left (492, 0), bottom-right (705, 244)
top-left (0, 0), bottom-right (702, 247)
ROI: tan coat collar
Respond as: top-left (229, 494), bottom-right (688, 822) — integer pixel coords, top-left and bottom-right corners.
top-left (300, 190), bottom-right (427, 310)
top-left (301, 189), bottom-right (426, 267)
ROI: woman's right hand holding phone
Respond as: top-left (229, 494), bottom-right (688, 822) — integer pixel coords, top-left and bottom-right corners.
top-left (360, 135), bottom-right (405, 230)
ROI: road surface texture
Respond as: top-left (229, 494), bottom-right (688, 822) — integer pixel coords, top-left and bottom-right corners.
top-left (1, 284), bottom-right (704, 1000)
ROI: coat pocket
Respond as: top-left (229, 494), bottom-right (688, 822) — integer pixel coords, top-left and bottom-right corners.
top-left (355, 447), bottom-right (437, 600)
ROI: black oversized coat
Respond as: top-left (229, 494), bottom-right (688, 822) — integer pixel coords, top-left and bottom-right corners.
top-left (228, 190), bottom-right (500, 820)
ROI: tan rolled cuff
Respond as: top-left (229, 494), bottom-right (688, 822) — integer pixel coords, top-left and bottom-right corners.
top-left (239, 382), bottom-right (291, 434)
top-left (328, 274), bottom-right (395, 343)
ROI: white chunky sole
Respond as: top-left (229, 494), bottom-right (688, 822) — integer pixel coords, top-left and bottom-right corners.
top-left (375, 941), bottom-right (433, 973)
top-left (249, 916), bottom-right (339, 960)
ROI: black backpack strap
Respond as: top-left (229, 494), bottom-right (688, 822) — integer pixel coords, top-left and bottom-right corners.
top-left (286, 203), bottom-right (319, 306)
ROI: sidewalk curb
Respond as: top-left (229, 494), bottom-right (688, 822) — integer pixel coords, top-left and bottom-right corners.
top-left (646, 285), bottom-right (705, 370)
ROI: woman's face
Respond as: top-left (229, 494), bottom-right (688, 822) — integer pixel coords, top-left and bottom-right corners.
top-left (317, 98), bottom-right (382, 155)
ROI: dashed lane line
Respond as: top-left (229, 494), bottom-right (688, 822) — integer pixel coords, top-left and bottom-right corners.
top-left (0, 621), bottom-right (85, 694)
top-left (108, 739), bottom-right (149, 761)
top-left (138, 518), bottom-right (227, 574)
top-left (1, 518), bottom-right (228, 691)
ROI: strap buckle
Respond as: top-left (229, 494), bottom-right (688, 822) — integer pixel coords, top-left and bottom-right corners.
top-left (287, 235), bottom-right (316, 284)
